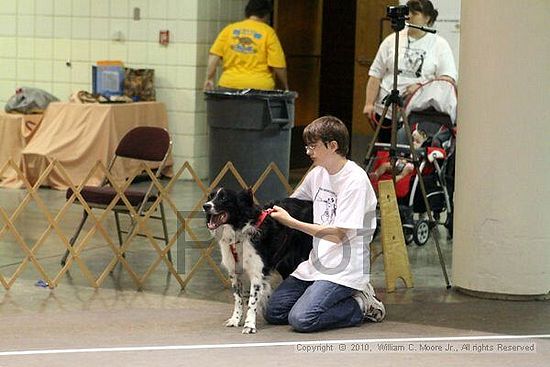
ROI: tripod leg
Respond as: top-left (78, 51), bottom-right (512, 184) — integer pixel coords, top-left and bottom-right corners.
top-left (389, 103), bottom-right (403, 183)
top-left (364, 103), bottom-right (392, 171)
top-left (401, 113), bottom-right (452, 289)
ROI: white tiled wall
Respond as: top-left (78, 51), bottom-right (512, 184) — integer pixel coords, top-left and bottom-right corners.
top-left (0, 0), bottom-right (247, 180)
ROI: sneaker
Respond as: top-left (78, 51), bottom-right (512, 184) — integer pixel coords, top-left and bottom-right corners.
top-left (356, 283), bottom-right (386, 322)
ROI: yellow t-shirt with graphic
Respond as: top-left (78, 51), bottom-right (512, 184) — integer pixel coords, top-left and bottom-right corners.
top-left (209, 19), bottom-right (286, 90)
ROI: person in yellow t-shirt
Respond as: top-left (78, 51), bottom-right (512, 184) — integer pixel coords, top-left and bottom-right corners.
top-left (203, 0), bottom-right (288, 91)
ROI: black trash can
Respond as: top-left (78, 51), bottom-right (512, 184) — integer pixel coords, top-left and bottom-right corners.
top-left (205, 89), bottom-right (298, 203)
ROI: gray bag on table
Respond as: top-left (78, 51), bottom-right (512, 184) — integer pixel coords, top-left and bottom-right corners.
top-left (4, 87), bottom-right (59, 114)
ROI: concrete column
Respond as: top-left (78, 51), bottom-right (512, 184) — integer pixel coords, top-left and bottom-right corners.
top-left (452, 0), bottom-right (550, 298)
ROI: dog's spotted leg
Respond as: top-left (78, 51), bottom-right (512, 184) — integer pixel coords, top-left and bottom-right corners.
top-left (225, 273), bottom-right (244, 327)
top-left (242, 276), bottom-right (265, 334)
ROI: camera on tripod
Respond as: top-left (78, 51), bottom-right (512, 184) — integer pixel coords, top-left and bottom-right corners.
top-left (386, 5), bottom-right (409, 20)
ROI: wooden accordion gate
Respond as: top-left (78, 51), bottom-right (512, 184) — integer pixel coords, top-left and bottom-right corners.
top-left (0, 158), bottom-right (302, 291)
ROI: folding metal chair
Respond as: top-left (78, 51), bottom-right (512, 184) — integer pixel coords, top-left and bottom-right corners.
top-left (61, 126), bottom-right (172, 266)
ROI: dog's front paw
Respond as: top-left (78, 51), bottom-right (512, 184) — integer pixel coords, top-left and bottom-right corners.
top-left (224, 317), bottom-right (241, 327)
top-left (242, 326), bottom-right (257, 334)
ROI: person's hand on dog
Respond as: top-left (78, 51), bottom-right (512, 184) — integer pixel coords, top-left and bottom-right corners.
top-left (270, 205), bottom-right (296, 227)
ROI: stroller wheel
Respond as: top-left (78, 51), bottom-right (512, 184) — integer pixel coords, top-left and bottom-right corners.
top-left (413, 220), bottom-right (430, 246)
top-left (403, 225), bottom-right (414, 245)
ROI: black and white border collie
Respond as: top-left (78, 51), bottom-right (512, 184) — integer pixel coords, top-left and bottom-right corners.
top-left (203, 188), bottom-right (313, 334)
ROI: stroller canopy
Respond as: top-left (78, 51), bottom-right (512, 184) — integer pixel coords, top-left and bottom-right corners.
top-left (404, 79), bottom-right (458, 125)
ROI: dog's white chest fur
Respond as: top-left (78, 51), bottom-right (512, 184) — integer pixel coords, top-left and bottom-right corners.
top-left (217, 224), bottom-right (263, 279)
top-left (214, 224), bottom-right (270, 334)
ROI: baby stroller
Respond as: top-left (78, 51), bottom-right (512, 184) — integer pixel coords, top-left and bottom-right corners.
top-left (367, 79), bottom-right (457, 245)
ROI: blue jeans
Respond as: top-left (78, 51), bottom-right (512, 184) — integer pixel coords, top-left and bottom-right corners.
top-left (264, 276), bottom-right (364, 333)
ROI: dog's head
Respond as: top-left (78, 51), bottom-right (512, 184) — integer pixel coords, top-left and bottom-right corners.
top-left (203, 188), bottom-right (255, 230)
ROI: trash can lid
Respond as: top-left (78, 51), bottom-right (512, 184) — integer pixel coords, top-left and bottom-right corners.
top-left (204, 89), bottom-right (298, 100)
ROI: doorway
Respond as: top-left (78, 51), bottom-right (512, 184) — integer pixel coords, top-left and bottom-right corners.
top-left (274, 0), bottom-right (395, 170)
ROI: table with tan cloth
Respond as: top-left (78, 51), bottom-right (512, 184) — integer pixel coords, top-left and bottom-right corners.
top-left (0, 102), bottom-right (172, 190)
top-left (0, 112), bottom-right (43, 180)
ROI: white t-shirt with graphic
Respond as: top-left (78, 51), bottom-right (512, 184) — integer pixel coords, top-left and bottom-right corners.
top-left (369, 30), bottom-right (457, 118)
top-left (290, 160), bottom-right (377, 290)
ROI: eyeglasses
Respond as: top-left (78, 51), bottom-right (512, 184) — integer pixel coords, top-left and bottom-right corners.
top-left (304, 144), bottom-right (318, 152)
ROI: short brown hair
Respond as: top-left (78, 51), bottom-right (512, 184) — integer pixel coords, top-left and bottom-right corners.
top-left (303, 115), bottom-right (349, 157)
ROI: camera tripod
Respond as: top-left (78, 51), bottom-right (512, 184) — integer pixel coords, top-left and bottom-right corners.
top-left (364, 7), bottom-right (451, 288)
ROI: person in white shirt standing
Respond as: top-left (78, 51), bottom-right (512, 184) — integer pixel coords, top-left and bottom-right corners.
top-left (363, 0), bottom-right (457, 144)
top-left (264, 116), bottom-right (385, 332)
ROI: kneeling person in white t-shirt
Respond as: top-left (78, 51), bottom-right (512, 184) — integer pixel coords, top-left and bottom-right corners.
top-left (265, 115), bottom-right (386, 332)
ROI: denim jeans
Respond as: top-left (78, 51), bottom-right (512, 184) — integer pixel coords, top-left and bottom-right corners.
top-left (264, 276), bottom-right (364, 333)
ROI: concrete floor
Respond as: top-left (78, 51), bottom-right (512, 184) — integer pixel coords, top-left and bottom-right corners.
top-left (0, 181), bottom-right (548, 366)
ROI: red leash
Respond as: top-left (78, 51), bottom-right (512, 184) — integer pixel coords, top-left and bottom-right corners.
top-left (229, 242), bottom-right (240, 263)
top-left (255, 208), bottom-right (274, 228)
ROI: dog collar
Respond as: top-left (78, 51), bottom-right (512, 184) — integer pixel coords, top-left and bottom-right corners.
top-left (255, 209), bottom-right (274, 228)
